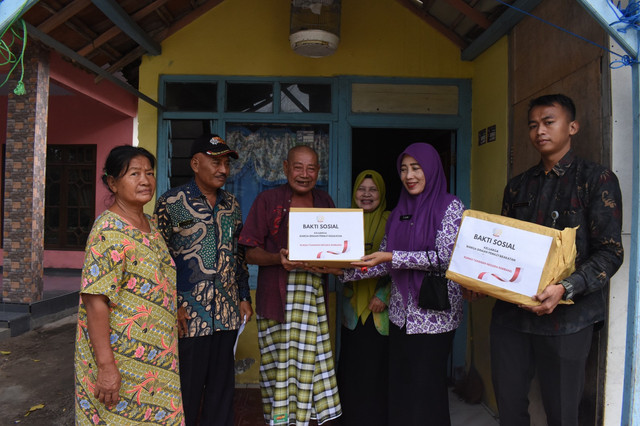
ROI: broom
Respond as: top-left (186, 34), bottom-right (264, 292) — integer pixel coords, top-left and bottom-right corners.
top-left (453, 302), bottom-right (484, 404)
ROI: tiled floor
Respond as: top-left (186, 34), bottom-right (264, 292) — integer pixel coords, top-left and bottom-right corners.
top-left (234, 385), bottom-right (499, 426)
top-left (449, 388), bottom-right (499, 426)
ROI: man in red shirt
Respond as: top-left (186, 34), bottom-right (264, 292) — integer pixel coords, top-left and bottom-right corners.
top-left (240, 145), bottom-right (341, 426)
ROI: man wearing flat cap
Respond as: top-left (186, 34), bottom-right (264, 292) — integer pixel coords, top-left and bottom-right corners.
top-left (155, 133), bottom-right (253, 426)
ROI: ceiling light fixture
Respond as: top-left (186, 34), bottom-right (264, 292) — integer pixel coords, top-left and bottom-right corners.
top-left (289, 0), bottom-right (341, 58)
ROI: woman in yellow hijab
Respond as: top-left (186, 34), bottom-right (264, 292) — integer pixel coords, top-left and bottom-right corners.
top-left (337, 169), bottom-right (390, 426)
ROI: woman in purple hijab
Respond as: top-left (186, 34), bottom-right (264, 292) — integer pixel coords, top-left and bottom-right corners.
top-left (340, 143), bottom-right (465, 425)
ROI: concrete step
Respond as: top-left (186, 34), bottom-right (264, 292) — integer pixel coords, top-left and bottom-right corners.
top-left (0, 311), bottom-right (31, 337)
top-left (32, 291), bottom-right (79, 319)
top-left (0, 292), bottom-right (78, 337)
top-left (0, 327), bottom-right (10, 342)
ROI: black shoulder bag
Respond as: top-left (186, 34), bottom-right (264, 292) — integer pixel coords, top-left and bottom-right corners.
top-left (417, 249), bottom-right (450, 311)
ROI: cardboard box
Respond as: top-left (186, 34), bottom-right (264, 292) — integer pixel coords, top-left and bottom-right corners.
top-left (288, 208), bottom-right (365, 268)
top-left (445, 209), bottom-right (576, 306)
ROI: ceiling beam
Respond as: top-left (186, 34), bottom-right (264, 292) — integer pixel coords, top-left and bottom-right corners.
top-left (25, 22), bottom-right (165, 110)
top-left (80, 0), bottom-right (224, 63)
top-left (154, 6), bottom-right (173, 27)
top-left (36, 2), bottom-right (123, 61)
top-left (461, 0), bottom-right (542, 61)
top-left (155, 0), bottom-right (225, 41)
top-left (396, 0), bottom-right (468, 49)
top-left (90, 0), bottom-right (161, 56)
top-left (78, 0), bottom-right (171, 57)
top-left (37, 0), bottom-right (91, 33)
top-left (422, 0), bottom-right (436, 10)
top-left (95, 45), bottom-right (146, 83)
top-left (441, 0), bottom-right (492, 29)
top-left (77, 25), bottom-right (120, 57)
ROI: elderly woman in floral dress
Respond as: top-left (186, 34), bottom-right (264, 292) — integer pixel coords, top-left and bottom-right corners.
top-left (74, 146), bottom-right (184, 425)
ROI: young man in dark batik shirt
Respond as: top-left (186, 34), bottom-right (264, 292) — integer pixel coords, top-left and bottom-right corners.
top-left (489, 94), bottom-right (624, 426)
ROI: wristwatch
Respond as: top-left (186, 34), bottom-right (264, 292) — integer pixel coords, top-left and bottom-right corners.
top-left (240, 296), bottom-right (251, 303)
top-left (559, 279), bottom-right (574, 301)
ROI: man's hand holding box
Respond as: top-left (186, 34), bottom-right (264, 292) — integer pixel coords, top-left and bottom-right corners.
top-left (446, 209), bottom-right (576, 306)
top-left (288, 208), bottom-right (365, 268)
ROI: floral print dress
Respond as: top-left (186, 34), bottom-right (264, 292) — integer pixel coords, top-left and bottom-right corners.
top-left (74, 211), bottom-right (184, 425)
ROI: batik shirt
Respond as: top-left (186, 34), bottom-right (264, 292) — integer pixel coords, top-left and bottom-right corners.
top-left (75, 211), bottom-right (184, 425)
top-left (155, 180), bottom-right (250, 336)
top-left (492, 150), bottom-right (624, 335)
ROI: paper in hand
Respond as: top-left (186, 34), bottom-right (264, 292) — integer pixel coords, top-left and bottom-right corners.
top-left (233, 315), bottom-right (247, 358)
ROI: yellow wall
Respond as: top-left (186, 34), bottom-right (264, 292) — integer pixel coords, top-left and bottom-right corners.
top-left (137, 0), bottom-right (511, 394)
top-left (137, 0), bottom-right (474, 155)
top-left (469, 36), bottom-right (510, 412)
top-left (471, 36), bottom-right (509, 215)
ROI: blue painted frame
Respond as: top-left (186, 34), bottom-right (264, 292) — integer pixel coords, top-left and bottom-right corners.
top-left (157, 75), bottom-right (340, 195)
top-left (335, 75), bottom-right (472, 375)
top-left (157, 75), bottom-right (472, 207)
top-left (156, 74), bottom-right (473, 373)
top-left (335, 76), bottom-right (472, 209)
top-left (622, 62), bottom-right (640, 426)
top-left (574, 1), bottom-right (640, 423)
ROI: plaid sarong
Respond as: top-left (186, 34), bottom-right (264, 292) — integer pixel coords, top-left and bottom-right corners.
top-left (257, 270), bottom-right (342, 425)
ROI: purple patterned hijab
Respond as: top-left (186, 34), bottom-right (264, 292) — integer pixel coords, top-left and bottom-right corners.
top-left (386, 143), bottom-right (456, 305)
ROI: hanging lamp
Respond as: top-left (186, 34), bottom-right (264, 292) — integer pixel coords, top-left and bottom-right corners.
top-left (289, 0), bottom-right (341, 58)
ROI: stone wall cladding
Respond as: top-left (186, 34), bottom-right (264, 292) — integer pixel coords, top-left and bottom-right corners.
top-left (2, 43), bottom-right (49, 303)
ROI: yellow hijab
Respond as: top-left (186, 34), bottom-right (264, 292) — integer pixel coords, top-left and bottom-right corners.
top-left (350, 170), bottom-right (389, 324)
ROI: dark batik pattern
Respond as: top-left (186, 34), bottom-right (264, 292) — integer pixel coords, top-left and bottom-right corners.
top-left (155, 180), bottom-right (250, 335)
top-left (493, 150), bottom-right (623, 335)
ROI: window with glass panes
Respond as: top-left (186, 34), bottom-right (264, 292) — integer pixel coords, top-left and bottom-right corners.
top-left (161, 79), bottom-right (333, 196)
top-left (45, 145), bottom-right (96, 250)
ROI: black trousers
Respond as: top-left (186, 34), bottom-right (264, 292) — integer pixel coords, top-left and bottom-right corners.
top-left (337, 315), bottom-right (389, 426)
top-left (388, 323), bottom-right (455, 426)
top-left (179, 331), bottom-right (238, 426)
top-left (490, 322), bottom-right (593, 426)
